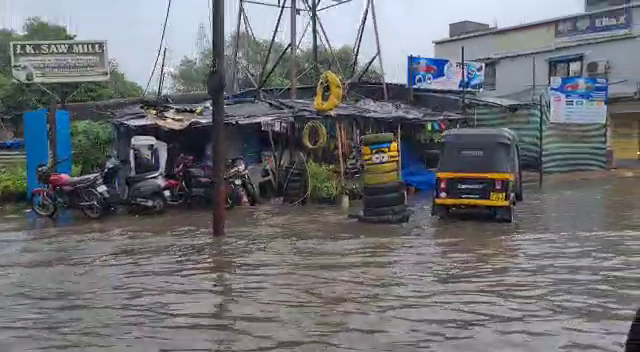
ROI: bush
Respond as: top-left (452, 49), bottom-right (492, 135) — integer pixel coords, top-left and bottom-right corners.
top-left (71, 120), bottom-right (113, 174)
top-left (0, 165), bottom-right (27, 203)
top-left (307, 161), bottom-right (340, 202)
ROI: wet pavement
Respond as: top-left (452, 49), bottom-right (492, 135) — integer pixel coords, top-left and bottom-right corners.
top-left (0, 178), bottom-right (638, 351)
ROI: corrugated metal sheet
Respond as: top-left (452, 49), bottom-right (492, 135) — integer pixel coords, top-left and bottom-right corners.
top-left (473, 101), bottom-right (606, 173)
top-left (0, 150), bottom-right (26, 166)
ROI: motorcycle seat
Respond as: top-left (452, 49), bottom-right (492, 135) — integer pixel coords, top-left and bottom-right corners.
top-left (126, 171), bottom-right (161, 184)
top-left (67, 173), bottom-right (101, 186)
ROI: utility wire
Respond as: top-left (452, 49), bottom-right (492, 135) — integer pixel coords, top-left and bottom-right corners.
top-left (144, 0), bottom-right (173, 96)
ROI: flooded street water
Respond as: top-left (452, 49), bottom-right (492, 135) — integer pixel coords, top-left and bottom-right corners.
top-left (0, 178), bottom-right (638, 351)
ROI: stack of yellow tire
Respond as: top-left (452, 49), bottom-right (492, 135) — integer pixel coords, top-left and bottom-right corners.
top-left (359, 133), bottom-right (410, 224)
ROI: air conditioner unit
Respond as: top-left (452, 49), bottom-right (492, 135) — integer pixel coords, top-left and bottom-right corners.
top-left (586, 60), bottom-right (609, 75)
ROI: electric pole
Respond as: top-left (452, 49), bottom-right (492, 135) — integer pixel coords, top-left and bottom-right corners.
top-left (209, 0), bottom-right (226, 236)
top-left (290, 0), bottom-right (298, 99)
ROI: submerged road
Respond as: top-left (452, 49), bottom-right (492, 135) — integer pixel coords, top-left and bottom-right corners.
top-left (0, 178), bottom-right (638, 351)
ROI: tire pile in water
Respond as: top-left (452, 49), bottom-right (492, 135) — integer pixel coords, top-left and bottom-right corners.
top-left (357, 133), bottom-right (410, 224)
top-left (282, 165), bottom-right (308, 204)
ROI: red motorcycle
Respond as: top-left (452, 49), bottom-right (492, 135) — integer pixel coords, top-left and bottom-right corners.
top-left (165, 154), bottom-right (239, 209)
top-left (31, 163), bottom-right (109, 219)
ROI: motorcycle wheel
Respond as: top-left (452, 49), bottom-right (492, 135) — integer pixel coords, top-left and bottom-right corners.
top-left (166, 185), bottom-right (188, 205)
top-left (81, 189), bottom-right (104, 219)
top-left (31, 192), bottom-right (57, 218)
top-left (243, 180), bottom-right (259, 206)
top-left (226, 187), bottom-right (237, 210)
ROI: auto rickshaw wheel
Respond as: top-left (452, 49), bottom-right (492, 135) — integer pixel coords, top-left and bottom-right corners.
top-left (495, 205), bottom-right (515, 223)
top-left (431, 204), bottom-right (449, 218)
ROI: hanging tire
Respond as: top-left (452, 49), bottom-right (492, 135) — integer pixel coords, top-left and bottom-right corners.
top-left (365, 161), bottom-right (398, 174)
top-left (364, 171), bottom-right (399, 186)
top-left (357, 212), bottom-right (410, 224)
top-left (362, 133), bottom-right (394, 145)
top-left (363, 191), bottom-right (406, 209)
top-left (363, 204), bottom-right (408, 217)
top-left (363, 181), bottom-right (405, 197)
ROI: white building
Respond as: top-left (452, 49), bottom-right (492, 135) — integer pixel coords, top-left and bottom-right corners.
top-left (434, 0), bottom-right (640, 165)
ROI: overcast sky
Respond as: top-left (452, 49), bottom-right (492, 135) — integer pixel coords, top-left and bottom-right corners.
top-left (0, 0), bottom-right (584, 87)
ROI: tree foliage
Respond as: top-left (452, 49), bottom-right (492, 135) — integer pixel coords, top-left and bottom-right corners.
top-left (169, 31), bottom-right (383, 93)
top-left (0, 18), bottom-right (143, 118)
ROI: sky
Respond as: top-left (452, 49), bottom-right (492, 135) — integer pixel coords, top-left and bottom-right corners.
top-left (0, 0), bottom-right (584, 87)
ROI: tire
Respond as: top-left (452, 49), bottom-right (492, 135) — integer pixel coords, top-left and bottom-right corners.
top-left (243, 179), bottom-right (259, 206)
top-left (495, 206), bottom-right (514, 223)
top-left (363, 191), bottom-right (406, 209)
top-left (362, 133), bottom-right (394, 145)
top-left (363, 181), bottom-right (405, 197)
top-left (150, 194), bottom-right (167, 214)
top-left (363, 204), bottom-right (407, 217)
top-left (80, 189), bottom-right (105, 219)
top-left (431, 204), bottom-right (449, 218)
top-left (365, 161), bottom-right (398, 174)
top-left (166, 185), bottom-right (188, 205)
top-left (516, 180), bottom-right (523, 202)
top-left (364, 171), bottom-right (399, 186)
top-left (285, 181), bottom-right (302, 190)
top-left (31, 192), bottom-right (57, 218)
top-left (357, 212), bottom-right (410, 224)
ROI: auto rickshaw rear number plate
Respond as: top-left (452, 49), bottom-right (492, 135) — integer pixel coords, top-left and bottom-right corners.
top-left (490, 192), bottom-right (506, 202)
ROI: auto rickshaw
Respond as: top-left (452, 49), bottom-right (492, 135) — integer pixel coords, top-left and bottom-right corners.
top-left (431, 128), bottom-right (523, 222)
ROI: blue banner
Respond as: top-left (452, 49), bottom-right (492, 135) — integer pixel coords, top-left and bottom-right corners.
top-left (407, 56), bottom-right (484, 90)
top-left (549, 77), bottom-right (608, 124)
top-left (555, 6), bottom-right (631, 38)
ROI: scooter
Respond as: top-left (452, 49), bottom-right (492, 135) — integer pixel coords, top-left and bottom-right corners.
top-left (102, 158), bottom-right (174, 214)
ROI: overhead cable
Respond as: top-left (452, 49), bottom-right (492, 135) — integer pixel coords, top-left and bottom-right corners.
top-left (144, 0), bottom-right (173, 96)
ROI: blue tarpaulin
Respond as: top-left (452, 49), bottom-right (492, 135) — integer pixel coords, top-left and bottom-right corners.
top-left (401, 141), bottom-right (436, 191)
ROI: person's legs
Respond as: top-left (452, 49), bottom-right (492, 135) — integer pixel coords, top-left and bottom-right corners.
top-left (626, 309), bottom-right (640, 352)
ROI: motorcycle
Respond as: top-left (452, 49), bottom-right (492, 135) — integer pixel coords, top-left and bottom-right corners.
top-left (31, 162), bottom-right (109, 219)
top-left (102, 158), bottom-right (173, 214)
top-left (166, 154), bottom-right (259, 208)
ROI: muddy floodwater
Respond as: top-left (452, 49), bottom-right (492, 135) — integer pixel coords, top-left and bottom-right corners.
top-left (0, 178), bottom-right (638, 351)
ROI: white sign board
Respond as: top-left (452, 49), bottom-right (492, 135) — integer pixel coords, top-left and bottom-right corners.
top-left (549, 76), bottom-right (608, 124)
top-left (10, 40), bottom-right (110, 84)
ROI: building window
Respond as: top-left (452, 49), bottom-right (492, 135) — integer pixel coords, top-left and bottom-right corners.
top-left (484, 62), bottom-right (496, 90)
top-left (549, 55), bottom-right (583, 81)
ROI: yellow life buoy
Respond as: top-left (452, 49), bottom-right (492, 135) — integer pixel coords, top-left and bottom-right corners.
top-left (314, 71), bottom-right (343, 112)
top-left (302, 121), bottom-right (327, 149)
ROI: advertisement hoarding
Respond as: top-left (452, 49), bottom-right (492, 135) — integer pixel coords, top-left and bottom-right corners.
top-left (555, 6), bottom-right (632, 38)
top-left (9, 40), bottom-right (109, 84)
top-left (407, 56), bottom-right (485, 91)
top-left (549, 76), bottom-right (608, 124)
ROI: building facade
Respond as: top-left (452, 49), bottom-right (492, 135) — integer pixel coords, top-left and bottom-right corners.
top-left (433, 0), bottom-right (640, 165)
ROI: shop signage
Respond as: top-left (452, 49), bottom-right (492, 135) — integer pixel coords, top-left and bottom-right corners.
top-left (549, 77), bottom-right (608, 124)
top-left (407, 56), bottom-right (484, 91)
top-left (555, 6), bottom-right (632, 38)
top-left (9, 40), bottom-right (110, 83)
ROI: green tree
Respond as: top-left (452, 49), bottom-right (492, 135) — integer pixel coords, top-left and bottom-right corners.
top-left (0, 18), bottom-right (143, 118)
top-left (169, 31), bottom-right (383, 93)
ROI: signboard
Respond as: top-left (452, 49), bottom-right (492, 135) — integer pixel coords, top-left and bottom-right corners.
top-left (9, 40), bottom-right (109, 84)
top-left (549, 77), bottom-right (608, 124)
top-left (407, 56), bottom-right (484, 90)
top-left (555, 6), bottom-right (631, 38)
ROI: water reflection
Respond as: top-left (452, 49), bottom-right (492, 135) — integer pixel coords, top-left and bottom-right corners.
top-left (0, 178), bottom-right (637, 351)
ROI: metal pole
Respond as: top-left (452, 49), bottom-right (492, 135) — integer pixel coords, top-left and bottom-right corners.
top-left (532, 56), bottom-right (536, 102)
top-left (157, 47), bottom-right (167, 97)
top-left (369, 0), bottom-right (387, 100)
top-left (539, 94), bottom-right (544, 187)
top-left (350, 0), bottom-right (369, 80)
top-left (290, 0), bottom-right (298, 99)
top-left (461, 46), bottom-right (466, 118)
top-left (408, 55), bottom-right (414, 103)
top-left (311, 0), bottom-right (319, 82)
top-left (231, 0), bottom-right (244, 93)
top-left (48, 100), bottom-right (57, 171)
top-left (211, 0), bottom-right (226, 236)
top-left (258, 0), bottom-right (287, 87)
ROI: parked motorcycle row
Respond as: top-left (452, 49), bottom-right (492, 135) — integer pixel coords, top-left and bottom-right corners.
top-left (30, 154), bottom-right (261, 220)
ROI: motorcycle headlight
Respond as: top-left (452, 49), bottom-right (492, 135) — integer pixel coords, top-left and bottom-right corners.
top-left (233, 159), bottom-right (246, 171)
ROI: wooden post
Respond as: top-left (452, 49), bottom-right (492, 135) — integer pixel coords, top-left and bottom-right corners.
top-left (157, 47), bottom-right (167, 97)
top-left (461, 46), bottom-right (466, 118)
top-left (211, 0), bottom-right (226, 236)
top-left (47, 100), bottom-right (57, 171)
top-left (397, 123), bottom-right (402, 180)
top-left (311, 0), bottom-right (319, 82)
top-left (337, 121), bottom-right (345, 185)
top-left (539, 94), bottom-right (544, 187)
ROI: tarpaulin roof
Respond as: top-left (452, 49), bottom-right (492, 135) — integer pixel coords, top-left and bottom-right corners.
top-left (112, 97), bottom-right (465, 130)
